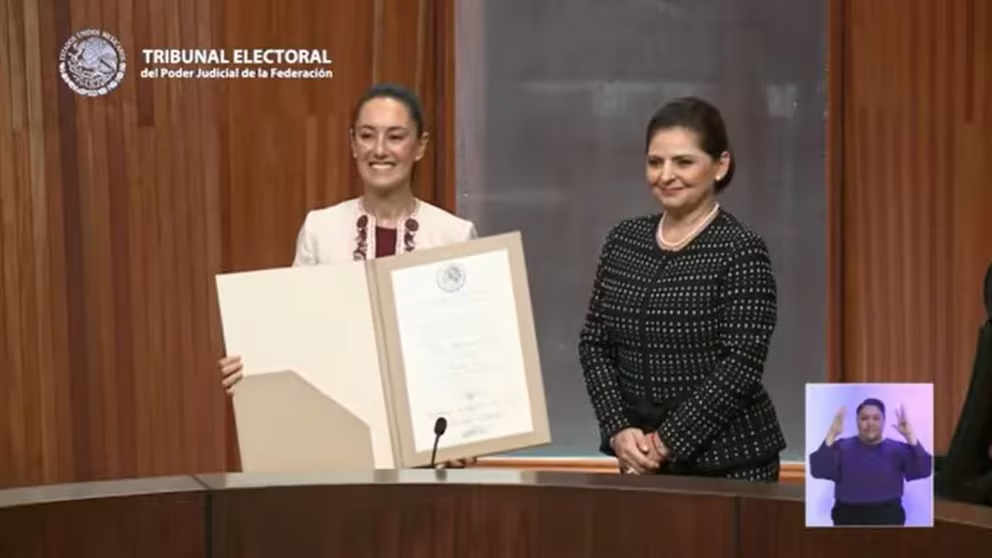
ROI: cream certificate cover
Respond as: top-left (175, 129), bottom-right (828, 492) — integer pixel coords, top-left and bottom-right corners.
top-left (216, 263), bottom-right (396, 468)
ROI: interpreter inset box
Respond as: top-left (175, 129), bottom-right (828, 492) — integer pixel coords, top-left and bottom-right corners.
top-left (804, 382), bottom-right (935, 528)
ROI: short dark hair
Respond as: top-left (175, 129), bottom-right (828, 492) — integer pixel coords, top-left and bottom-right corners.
top-left (856, 398), bottom-right (886, 417)
top-left (351, 83), bottom-right (425, 137)
top-left (645, 96), bottom-right (735, 192)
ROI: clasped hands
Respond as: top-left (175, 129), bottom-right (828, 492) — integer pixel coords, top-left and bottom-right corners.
top-left (611, 427), bottom-right (670, 475)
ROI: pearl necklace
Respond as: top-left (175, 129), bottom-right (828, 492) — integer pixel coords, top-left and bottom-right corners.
top-left (657, 203), bottom-right (720, 250)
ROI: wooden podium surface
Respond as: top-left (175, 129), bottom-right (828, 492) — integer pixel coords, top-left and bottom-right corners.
top-left (1, 470), bottom-right (991, 557)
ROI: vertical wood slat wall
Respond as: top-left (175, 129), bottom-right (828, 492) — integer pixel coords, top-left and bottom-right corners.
top-left (832, 0), bottom-right (992, 451)
top-left (0, 0), bottom-right (455, 488)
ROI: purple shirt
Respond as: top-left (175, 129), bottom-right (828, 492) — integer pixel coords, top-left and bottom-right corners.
top-left (808, 436), bottom-right (932, 504)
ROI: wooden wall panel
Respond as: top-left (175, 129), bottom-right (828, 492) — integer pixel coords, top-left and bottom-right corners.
top-left (836, 0), bottom-right (992, 450)
top-left (376, 0), bottom-right (447, 207)
top-left (826, 0), bottom-right (846, 383)
top-left (0, 0), bottom-right (455, 488)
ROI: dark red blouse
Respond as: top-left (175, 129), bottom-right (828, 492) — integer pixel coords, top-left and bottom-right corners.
top-left (375, 226), bottom-right (397, 258)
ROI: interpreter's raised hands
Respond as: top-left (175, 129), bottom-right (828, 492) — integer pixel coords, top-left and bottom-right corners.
top-left (893, 404), bottom-right (917, 445)
top-left (826, 406), bottom-right (845, 446)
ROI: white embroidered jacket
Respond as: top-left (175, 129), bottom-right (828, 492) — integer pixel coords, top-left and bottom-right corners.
top-left (292, 197), bottom-right (478, 265)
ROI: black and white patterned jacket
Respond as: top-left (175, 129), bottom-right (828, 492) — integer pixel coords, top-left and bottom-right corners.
top-left (579, 209), bottom-right (787, 471)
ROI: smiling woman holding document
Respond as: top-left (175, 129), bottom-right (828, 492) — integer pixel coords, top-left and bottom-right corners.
top-left (578, 97), bottom-right (786, 482)
top-left (217, 83), bottom-right (477, 467)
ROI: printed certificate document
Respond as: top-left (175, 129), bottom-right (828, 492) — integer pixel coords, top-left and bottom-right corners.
top-left (390, 250), bottom-right (534, 453)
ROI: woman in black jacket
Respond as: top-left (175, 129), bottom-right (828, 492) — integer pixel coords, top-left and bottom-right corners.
top-left (579, 97), bottom-right (787, 482)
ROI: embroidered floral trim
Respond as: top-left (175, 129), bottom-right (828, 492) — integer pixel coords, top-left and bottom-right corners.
top-left (353, 200), bottom-right (420, 261)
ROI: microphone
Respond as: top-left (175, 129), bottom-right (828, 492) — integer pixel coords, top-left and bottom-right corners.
top-left (429, 416), bottom-right (448, 468)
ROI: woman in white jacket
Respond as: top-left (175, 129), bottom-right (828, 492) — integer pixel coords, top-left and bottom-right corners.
top-left (290, 82), bottom-right (477, 265)
top-left (218, 84), bottom-right (477, 467)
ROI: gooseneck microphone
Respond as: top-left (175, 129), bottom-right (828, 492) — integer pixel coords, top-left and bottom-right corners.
top-left (429, 416), bottom-right (448, 468)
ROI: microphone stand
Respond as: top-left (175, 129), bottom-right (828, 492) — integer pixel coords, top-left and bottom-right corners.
top-left (430, 436), bottom-right (442, 469)
top-left (429, 416), bottom-right (447, 469)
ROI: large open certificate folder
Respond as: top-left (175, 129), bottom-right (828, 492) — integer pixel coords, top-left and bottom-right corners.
top-left (215, 232), bottom-right (551, 471)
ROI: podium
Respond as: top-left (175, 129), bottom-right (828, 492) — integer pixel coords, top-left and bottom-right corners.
top-left (2, 471), bottom-right (992, 557)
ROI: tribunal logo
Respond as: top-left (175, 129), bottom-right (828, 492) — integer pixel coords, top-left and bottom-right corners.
top-left (59, 29), bottom-right (127, 97)
top-left (437, 263), bottom-right (467, 293)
